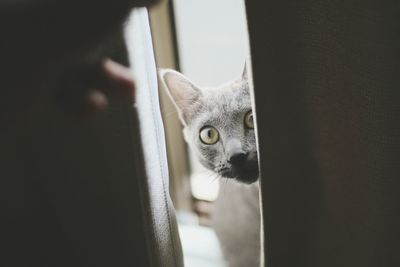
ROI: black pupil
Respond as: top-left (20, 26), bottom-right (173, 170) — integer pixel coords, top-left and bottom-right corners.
top-left (207, 129), bottom-right (212, 138)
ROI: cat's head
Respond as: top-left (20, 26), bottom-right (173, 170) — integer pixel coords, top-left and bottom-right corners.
top-left (159, 68), bottom-right (258, 184)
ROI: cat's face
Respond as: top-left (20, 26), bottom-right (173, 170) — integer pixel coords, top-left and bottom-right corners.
top-left (160, 69), bottom-right (258, 184)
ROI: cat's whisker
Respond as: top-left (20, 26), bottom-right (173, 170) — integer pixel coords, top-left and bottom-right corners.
top-left (211, 175), bottom-right (220, 184)
top-left (196, 169), bottom-right (214, 176)
top-left (209, 173), bottom-right (221, 184)
top-left (207, 173), bottom-right (221, 186)
top-left (218, 178), bottom-right (230, 198)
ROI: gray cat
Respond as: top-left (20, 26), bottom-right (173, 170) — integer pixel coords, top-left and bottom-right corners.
top-left (159, 67), bottom-right (258, 184)
top-left (160, 67), bottom-right (261, 267)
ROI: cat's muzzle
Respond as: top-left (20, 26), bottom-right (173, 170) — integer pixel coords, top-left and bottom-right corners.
top-left (220, 152), bottom-right (259, 184)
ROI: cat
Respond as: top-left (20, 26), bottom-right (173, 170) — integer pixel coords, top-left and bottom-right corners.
top-left (160, 67), bottom-right (261, 267)
top-left (159, 67), bottom-right (258, 184)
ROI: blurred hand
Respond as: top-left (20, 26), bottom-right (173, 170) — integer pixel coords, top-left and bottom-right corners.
top-left (57, 58), bottom-right (136, 117)
top-left (84, 59), bottom-right (136, 113)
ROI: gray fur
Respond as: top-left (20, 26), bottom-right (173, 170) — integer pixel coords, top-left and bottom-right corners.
top-left (160, 69), bottom-right (261, 267)
top-left (160, 68), bottom-right (258, 184)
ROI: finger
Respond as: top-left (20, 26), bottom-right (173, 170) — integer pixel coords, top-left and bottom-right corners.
top-left (85, 89), bottom-right (109, 112)
top-left (102, 58), bottom-right (136, 99)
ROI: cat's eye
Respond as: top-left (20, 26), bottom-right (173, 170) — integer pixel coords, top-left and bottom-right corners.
top-left (199, 126), bottom-right (219, 145)
top-left (244, 111), bottom-right (254, 129)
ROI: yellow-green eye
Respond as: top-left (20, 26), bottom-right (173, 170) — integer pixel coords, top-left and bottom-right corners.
top-left (199, 126), bottom-right (219, 145)
top-left (244, 111), bottom-right (254, 129)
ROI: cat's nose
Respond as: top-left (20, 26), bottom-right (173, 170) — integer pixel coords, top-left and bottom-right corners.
top-left (226, 138), bottom-right (247, 165)
top-left (228, 152), bottom-right (247, 165)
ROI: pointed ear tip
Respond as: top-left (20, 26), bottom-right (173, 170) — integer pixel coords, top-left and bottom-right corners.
top-left (157, 68), bottom-right (168, 77)
top-left (158, 68), bottom-right (180, 80)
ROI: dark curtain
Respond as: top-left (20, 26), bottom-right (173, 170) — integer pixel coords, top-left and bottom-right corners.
top-left (246, 1), bottom-right (400, 266)
top-left (0, 4), bottom-right (151, 267)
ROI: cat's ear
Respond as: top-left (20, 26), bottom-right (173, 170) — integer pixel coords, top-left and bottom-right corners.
top-left (242, 62), bottom-right (248, 80)
top-left (159, 69), bottom-right (202, 125)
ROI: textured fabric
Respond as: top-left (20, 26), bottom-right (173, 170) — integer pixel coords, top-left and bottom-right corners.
top-left (0, 6), bottom-right (183, 267)
top-left (246, 1), bottom-right (400, 266)
top-left (127, 9), bottom-right (184, 267)
top-left (1, 41), bottom-right (151, 266)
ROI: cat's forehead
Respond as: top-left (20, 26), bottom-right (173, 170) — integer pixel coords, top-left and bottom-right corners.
top-left (192, 79), bottom-right (251, 126)
top-left (203, 79), bottom-right (250, 107)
